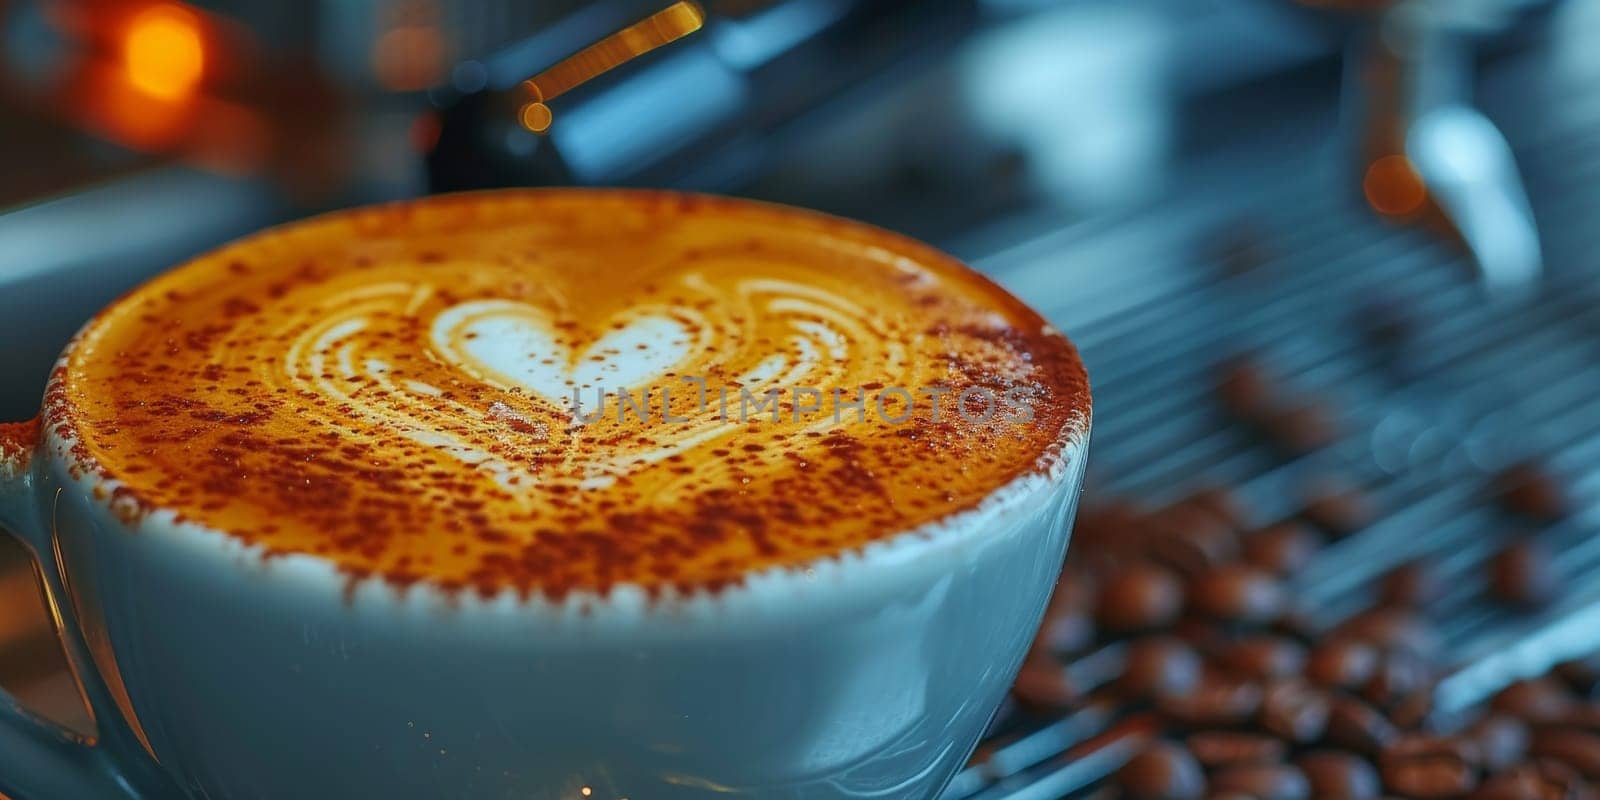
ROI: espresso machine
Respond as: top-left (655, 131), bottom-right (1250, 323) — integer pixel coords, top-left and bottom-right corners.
top-left (0, 0), bottom-right (1547, 408)
top-left (4, 0), bottom-right (1600, 796)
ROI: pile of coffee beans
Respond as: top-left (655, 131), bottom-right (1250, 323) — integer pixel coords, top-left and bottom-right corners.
top-left (1002, 449), bottom-right (1586, 798)
top-left (1215, 359), bottom-right (1339, 456)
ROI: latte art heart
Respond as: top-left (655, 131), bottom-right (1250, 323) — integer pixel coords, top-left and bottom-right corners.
top-left (432, 300), bottom-right (701, 411)
top-left (63, 192), bottom-right (1088, 597)
top-left (281, 270), bottom-right (908, 490)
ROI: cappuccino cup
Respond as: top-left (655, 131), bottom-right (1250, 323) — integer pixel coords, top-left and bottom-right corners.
top-left (0, 190), bottom-right (1090, 799)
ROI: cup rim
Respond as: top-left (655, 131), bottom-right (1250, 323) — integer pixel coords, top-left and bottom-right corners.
top-left (32, 188), bottom-right (1093, 618)
top-left (36, 408), bottom-right (1088, 623)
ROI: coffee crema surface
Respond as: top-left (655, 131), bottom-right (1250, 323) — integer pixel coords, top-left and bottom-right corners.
top-left (60, 191), bottom-right (1088, 597)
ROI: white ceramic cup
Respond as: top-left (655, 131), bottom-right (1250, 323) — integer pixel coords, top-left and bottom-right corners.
top-left (0, 196), bottom-right (1089, 800)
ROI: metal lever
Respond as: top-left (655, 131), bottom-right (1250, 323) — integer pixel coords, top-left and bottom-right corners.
top-left (1407, 105), bottom-right (1541, 299)
top-left (1344, 0), bottom-right (1544, 298)
top-left (426, 0), bottom-right (978, 193)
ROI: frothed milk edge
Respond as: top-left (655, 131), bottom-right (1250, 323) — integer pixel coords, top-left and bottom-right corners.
top-left (47, 190), bottom-right (1090, 601)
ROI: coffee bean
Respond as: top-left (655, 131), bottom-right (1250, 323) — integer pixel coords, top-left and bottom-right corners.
top-left (1380, 735), bottom-right (1482, 798)
top-left (1531, 730), bottom-right (1600, 779)
top-left (1244, 521), bottom-right (1325, 576)
top-left (1208, 763), bottom-right (1312, 800)
top-left (1185, 486), bottom-right (1247, 530)
top-left (1307, 639), bottom-right (1382, 690)
top-left (1379, 560), bottom-right (1442, 608)
top-left (1262, 679), bottom-right (1331, 743)
top-left (1096, 563), bottom-right (1185, 633)
top-left (1554, 656), bottom-right (1600, 698)
top-left (1378, 730), bottom-right (1442, 756)
top-left (1034, 571), bottom-right (1096, 656)
top-left (1187, 730), bottom-right (1287, 769)
top-left (1070, 502), bottom-right (1146, 565)
top-left (1147, 505), bottom-right (1241, 576)
top-left (1217, 636), bottom-right (1308, 680)
top-left (1302, 481), bottom-right (1376, 538)
top-left (1298, 749), bottom-right (1382, 799)
top-left (1383, 759), bottom-right (1479, 798)
top-left (1048, 567), bottom-right (1100, 613)
top-left (1189, 564), bottom-right (1288, 625)
top-left (1493, 678), bottom-right (1578, 723)
top-left (1032, 607), bottom-right (1094, 654)
top-left (1010, 652), bottom-right (1076, 711)
top-left (1218, 359), bottom-right (1274, 419)
top-left (1116, 740), bottom-right (1206, 800)
top-left (1327, 696), bottom-right (1400, 756)
top-left (1263, 401), bottom-right (1339, 454)
top-left (1390, 689), bottom-right (1437, 730)
top-left (1392, 734), bottom-right (1485, 766)
top-left (1170, 617), bottom-right (1229, 651)
top-left (1469, 714), bottom-right (1531, 772)
top-left (1269, 609), bottom-right (1320, 643)
top-left (1120, 637), bottom-right (1203, 700)
top-left (1362, 648), bottom-right (1434, 709)
top-left (1157, 673), bottom-right (1264, 728)
top-left (1336, 607), bottom-right (1441, 660)
top-left (1471, 757), bottom-right (1593, 800)
top-left (1496, 462), bottom-right (1568, 522)
top-left (1491, 539), bottom-right (1563, 611)
top-left (1545, 707), bottom-right (1600, 734)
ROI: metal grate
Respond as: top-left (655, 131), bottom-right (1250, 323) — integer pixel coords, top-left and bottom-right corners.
top-left (943, 41), bottom-right (1600, 800)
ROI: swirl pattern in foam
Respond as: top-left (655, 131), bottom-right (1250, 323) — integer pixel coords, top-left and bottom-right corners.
top-left (59, 191), bottom-right (1089, 598)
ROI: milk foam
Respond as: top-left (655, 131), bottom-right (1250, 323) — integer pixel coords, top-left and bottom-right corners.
top-left (61, 191), bottom-right (1089, 597)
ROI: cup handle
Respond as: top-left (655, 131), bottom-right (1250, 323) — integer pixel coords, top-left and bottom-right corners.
top-left (0, 419), bottom-right (145, 800)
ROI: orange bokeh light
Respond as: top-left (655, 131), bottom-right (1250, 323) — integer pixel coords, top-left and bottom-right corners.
top-left (123, 4), bottom-right (205, 101)
top-left (372, 25), bottom-right (446, 92)
top-left (1363, 154), bottom-right (1427, 217)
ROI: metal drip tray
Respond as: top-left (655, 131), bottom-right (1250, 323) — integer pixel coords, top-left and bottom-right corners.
top-left (943, 37), bottom-right (1600, 799)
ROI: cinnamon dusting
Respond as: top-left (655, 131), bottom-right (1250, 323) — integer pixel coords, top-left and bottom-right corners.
top-left (50, 190), bottom-right (1089, 598)
top-left (0, 418), bottom-right (40, 477)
